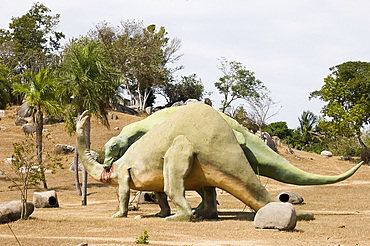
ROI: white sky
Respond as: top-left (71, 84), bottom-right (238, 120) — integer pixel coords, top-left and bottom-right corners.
top-left (2, 0), bottom-right (370, 128)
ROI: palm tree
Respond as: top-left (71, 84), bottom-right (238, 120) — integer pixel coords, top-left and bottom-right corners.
top-left (298, 110), bottom-right (318, 145)
top-left (12, 68), bottom-right (62, 189)
top-left (57, 37), bottom-right (120, 205)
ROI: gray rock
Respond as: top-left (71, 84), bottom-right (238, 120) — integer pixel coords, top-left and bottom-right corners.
top-left (321, 150), bottom-right (333, 157)
top-left (184, 99), bottom-right (198, 104)
top-left (254, 202), bottom-right (297, 230)
top-left (18, 102), bottom-right (31, 118)
top-left (114, 127), bottom-right (120, 130)
top-left (256, 131), bottom-right (277, 151)
top-left (171, 101), bottom-right (184, 107)
top-left (54, 144), bottom-right (75, 154)
top-left (0, 110), bottom-right (4, 117)
top-left (0, 126), bottom-right (6, 131)
top-left (15, 117), bottom-right (28, 126)
top-left (278, 191), bottom-right (304, 204)
top-left (0, 200), bottom-right (34, 223)
top-left (33, 190), bottom-right (59, 208)
top-left (4, 158), bottom-right (13, 164)
top-left (113, 104), bottom-right (139, 116)
top-left (341, 156), bottom-right (350, 161)
top-left (22, 123), bottom-right (36, 134)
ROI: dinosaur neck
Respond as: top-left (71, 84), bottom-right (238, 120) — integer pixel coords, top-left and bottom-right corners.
top-left (76, 130), bottom-right (104, 182)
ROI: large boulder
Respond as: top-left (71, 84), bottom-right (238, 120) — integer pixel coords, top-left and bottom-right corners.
top-left (278, 191), bottom-right (304, 204)
top-left (321, 150), bottom-right (333, 157)
top-left (0, 200), bottom-right (34, 223)
top-left (256, 131), bottom-right (277, 152)
top-left (33, 190), bottom-right (59, 208)
top-left (22, 123), bottom-right (36, 134)
top-left (18, 102), bottom-right (32, 118)
top-left (15, 117), bottom-right (28, 126)
top-left (113, 104), bottom-right (139, 116)
top-left (254, 202), bottom-right (297, 230)
top-left (54, 144), bottom-right (75, 155)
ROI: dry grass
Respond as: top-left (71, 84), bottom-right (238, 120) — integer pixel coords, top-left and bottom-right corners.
top-left (0, 106), bottom-right (369, 246)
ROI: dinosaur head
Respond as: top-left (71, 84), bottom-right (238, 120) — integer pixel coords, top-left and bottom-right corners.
top-left (103, 136), bottom-right (128, 169)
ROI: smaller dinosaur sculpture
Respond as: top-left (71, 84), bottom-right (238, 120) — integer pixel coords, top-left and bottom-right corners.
top-left (76, 103), bottom-right (362, 221)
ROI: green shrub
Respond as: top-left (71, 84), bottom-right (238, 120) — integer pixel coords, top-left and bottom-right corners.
top-left (136, 230), bottom-right (149, 244)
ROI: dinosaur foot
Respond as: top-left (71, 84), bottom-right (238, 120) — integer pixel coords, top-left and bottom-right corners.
top-left (155, 211), bottom-right (171, 218)
top-left (164, 213), bottom-right (193, 222)
top-left (112, 211), bottom-right (127, 218)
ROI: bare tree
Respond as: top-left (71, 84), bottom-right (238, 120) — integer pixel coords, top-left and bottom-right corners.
top-left (247, 92), bottom-right (281, 136)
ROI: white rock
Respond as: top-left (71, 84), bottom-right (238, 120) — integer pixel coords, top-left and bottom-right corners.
top-left (321, 150), bottom-right (333, 157)
top-left (254, 202), bottom-right (297, 230)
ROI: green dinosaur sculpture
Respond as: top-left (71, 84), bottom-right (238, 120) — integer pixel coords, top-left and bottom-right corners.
top-left (76, 103), bottom-right (362, 221)
top-left (102, 104), bottom-right (362, 218)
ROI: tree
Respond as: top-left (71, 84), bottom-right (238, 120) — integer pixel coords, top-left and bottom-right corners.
top-left (57, 37), bottom-right (120, 204)
top-left (246, 91), bottom-right (281, 136)
top-left (0, 3), bottom-right (64, 105)
top-left (94, 21), bottom-right (182, 111)
top-left (12, 68), bottom-right (61, 189)
top-left (0, 135), bottom-right (62, 220)
top-left (158, 74), bottom-right (204, 106)
top-left (0, 64), bottom-right (11, 109)
top-left (215, 57), bottom-right (265, 113)
top-left (298, 110), bottom-right (318, 145)
top-left (266, 121), bottom-right (293, 140)
top-left (310, 61), bottom-right (370, 162)
top-left (231, 105), bottom-right (258, 132)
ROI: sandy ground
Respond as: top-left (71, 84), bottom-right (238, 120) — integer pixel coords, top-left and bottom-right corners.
top-left (0, 106), bottom-right (369, 246)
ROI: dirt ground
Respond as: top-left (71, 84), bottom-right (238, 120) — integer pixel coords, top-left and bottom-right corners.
top-left (0, 106), bottom-right (369, 246)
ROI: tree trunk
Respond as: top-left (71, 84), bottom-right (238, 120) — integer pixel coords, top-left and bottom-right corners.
top-left (358, 136), bottom-right (370, 164)
top-left (74, 139), bottom-right (82, 196)
top-left (35, 110), bottom-right (47, 189)
top-left (81, 117), bottom-right (90, 206)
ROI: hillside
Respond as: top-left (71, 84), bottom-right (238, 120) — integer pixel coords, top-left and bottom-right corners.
top-left (0, 106), bottom-right (369, 246)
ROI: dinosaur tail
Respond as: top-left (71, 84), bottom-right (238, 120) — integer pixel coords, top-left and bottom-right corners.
top-left (220, 112), bottom-right (363, 185)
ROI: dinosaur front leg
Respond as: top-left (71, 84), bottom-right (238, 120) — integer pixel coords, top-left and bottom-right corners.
top-left (163, 135), bottom-right (194, 222)
top-left (154, 192), bottom-right (171, 217)
top-left (113, 169), bottom-right (131, 218)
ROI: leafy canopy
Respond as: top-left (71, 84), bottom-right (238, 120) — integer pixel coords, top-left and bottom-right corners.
top-left (310, 61), bottom-right (370, 138)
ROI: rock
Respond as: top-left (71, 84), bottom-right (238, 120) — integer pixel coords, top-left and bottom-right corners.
top-left (256, 131), bottom-right (277, 152)
top-left (33, 190), bottom-right (59, 208)
top-left (22, 123), bottom-right (36, 134)
top-left (321, 150), bottom-right (333, 157)
top-left (254, 202), bottom-right (297, 230)
top-left (18, 102), bottom-right (31, 118)
top-left (0, 200), bottom-right (35, 223)
top-left (185, 99), bottom-right (198, 104)
top-left (4, 158), bottom-right (13, 164)
top-left (0, 126), bottom-right (6, 131)
top-left (54, 144), bottom-right (75, 154)
top-left (171, 101), bottom-right (184, 107)
top-left (113, 104), bottom-right (139, 116)
top-left (272, 136), bottom-right (281, 146)
top-left (77, 243), bottom-right (88, 246)
top-left (114, 127), bottom-right (120, 130)
top-left (70, 150), bottom-right (99, 172)
top-left (134, 215), bottom-right (143, 220)
top-left (109, 113), bottom-right (118, 120)
top-left (278, 191), bottom-right (304, 204)
top-left (14, 117), bottom-right (28, 126)
top-left (145, 106), bottom-right (153, 115)
top-left (0, 170), bottom-right (3, 175)
top-left (341, 156), bottom-right (350, 161)
top-left (0, 110), bottom-right (4, 117)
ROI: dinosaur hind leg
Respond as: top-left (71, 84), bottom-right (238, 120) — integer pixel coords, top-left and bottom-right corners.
top-left (154, 192), bottom-right (171, 218)
top-left (163, 135), bottom-right (194, 222)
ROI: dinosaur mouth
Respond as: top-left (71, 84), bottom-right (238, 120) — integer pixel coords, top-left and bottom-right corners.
top-left (100, 163), bottom-right (114, 184)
